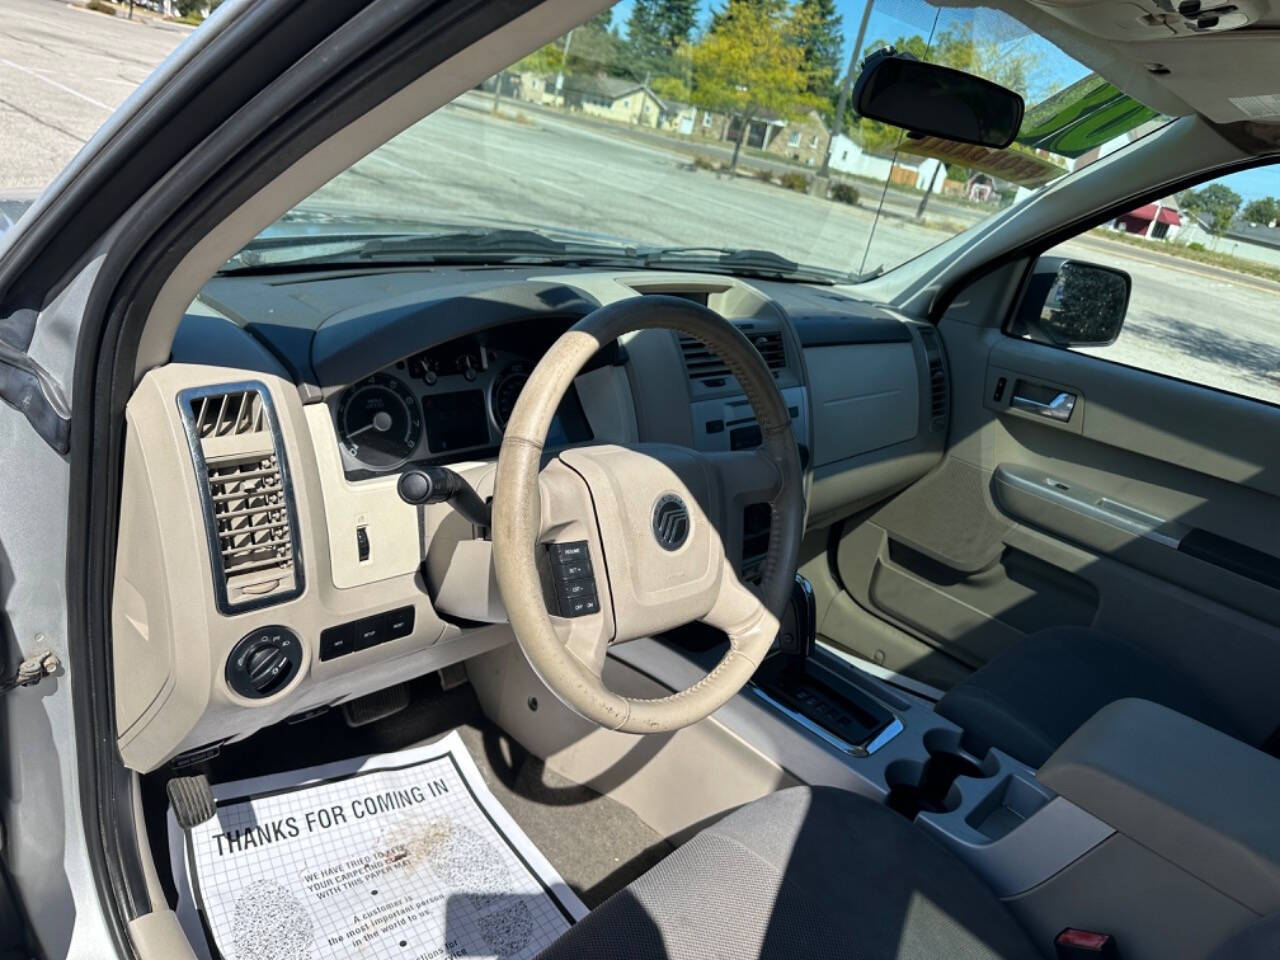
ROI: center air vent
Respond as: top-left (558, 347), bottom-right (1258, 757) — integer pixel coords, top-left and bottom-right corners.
top-left (680, 328), bottom-right (786, 385)
top-left (181, 384), bottom-right (303, 614)
top-left (918, 327), bottom-right (949, 433)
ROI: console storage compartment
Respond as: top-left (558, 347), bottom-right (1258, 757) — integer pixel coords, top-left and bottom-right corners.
top-left (1038, 697), bottom-right (1280, 916)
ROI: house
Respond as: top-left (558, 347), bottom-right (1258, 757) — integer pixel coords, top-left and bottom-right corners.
top-left (512, 70), bottom-right (559, 106)
top-left (691, 109), bottom-right (831, 167)
top-left (765, 110), bottom-right (830, 166)
top-left (1177, 217), bottom-right (1280, 267)
top-left (828, 135), bottom-right (946, 192)
top-left (661, 101), bottom-right (699, 135)
top-left (1112, 196), bottom-right (1182, 240)
top-left (562, 75), bottom-right (666, 128)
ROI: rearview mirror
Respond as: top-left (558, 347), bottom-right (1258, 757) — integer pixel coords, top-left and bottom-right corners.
top-left (1014, 257), bottom-right (1131, 348)
top-left (853, 51), bottom-right (1025, 149)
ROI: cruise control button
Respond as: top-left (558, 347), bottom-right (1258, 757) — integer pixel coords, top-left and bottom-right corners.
top-left (553, 558), bottom-right (592, 581)
top-left (551, 540), bottom-right (588, 562)
top-left (561, 592), bottom-right (600, 617)
top-left (557, 579), bottom-right (595, 600)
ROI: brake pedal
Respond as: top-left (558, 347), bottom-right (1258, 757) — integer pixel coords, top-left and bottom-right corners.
top-left (342, 682), bottom-right (410, 727)
top-left (167, 775), bottom-right (216, 829)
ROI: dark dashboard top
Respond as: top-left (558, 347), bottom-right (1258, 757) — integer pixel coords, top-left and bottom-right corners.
top-left (187, 265), bottom-right (912, 389)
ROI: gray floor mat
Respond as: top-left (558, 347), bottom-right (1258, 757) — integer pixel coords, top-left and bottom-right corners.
top-left (442, 724), bottom-right (675, 908)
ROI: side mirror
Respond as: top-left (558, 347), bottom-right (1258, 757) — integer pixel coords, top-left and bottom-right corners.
top-left (1014, 257), bottom-right (1131, 348)
top-left (852, 51), bottom-right (1024, 149)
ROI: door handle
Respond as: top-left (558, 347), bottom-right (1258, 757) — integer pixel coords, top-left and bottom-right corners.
top-left (1010, 390), bottom-right (1076, 422)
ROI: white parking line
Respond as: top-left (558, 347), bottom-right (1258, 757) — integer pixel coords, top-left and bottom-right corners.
top-left (0, 57), bottom-right (112, 110)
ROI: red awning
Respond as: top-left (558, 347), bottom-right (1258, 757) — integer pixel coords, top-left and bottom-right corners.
top-left (1123, 203), bottom-right (1181, 226)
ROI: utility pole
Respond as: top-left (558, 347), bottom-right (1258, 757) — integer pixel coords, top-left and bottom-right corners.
top-left (817, 0), bottom-right (874, 179)
top-left (915, 160), bottom-right (942, 218)
top-left (554, 29), bottom-right (574, 106)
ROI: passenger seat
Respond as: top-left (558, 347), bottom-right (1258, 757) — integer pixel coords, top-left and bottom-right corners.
top-left (935, 626), bottom-right (1250, 768)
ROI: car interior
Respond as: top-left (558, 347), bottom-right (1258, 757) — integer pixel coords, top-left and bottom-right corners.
top-left (44, 0), bottom-right (1280, 958)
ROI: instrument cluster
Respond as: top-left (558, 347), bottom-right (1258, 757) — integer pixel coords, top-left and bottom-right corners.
top-left (332, 329), bottom-right (591, 477)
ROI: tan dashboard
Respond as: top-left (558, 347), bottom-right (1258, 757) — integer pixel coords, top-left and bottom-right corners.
top-left (112, 363), bottom-right (510, 772)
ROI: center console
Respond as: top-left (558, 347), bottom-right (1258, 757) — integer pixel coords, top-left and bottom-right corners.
top-left (611, 578), bottom-right (1115, 900)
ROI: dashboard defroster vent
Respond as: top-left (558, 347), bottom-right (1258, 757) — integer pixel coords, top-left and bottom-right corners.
top-left (680, 328), bottom-right (786, 385)
top-left (918, 327), bottom-right (949, 432)
top-left (180, 383), bottom-right (304, 614)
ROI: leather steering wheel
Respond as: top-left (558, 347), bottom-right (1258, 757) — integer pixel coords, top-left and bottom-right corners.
top-left (491, 296), bottom-right (804, 733)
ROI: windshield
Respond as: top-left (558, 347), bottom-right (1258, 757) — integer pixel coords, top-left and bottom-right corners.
top-left (232, 0), bottom-right (1167, 281)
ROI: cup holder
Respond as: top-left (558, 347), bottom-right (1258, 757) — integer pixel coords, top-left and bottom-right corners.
top-left (885, 729), bottom-right (998, 820)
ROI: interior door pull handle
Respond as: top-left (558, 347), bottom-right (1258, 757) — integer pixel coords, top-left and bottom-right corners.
top-left (1011, 391), bottom-right (1076, 422)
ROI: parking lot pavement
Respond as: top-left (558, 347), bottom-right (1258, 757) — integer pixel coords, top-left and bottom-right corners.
top-left (3, 5), bottom-right (1276, 406)
top-left (0, 0), bottom-right (186, 191)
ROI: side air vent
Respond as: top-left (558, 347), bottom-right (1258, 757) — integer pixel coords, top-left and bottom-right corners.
top-left (180, 383), bottom-right (303, 614)
top-left (918, 328), bottom-right (949, 432)
top-left (679, 328), bottom-right (786, 385)
top-left (189, 390), bottom-right (266, 439)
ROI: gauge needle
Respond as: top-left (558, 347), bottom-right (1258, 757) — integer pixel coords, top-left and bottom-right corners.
top-left (347, 412), bottom-right (394, 439)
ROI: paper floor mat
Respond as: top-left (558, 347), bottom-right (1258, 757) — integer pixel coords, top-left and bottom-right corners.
top-left (169, 730), bottom-right (587, 960)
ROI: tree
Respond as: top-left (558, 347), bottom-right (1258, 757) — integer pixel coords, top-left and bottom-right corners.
top-left (691, 0), bottom-right (827, 171)
top-left (625, 0), bottom-right (698, 85)
top-left (1182, 183), bottom-right (1243, 234)
top-left (519, 13), bottom-right (621, 81)
top-left (654, 0), bottom-right (698, 50)
top-left (795, 0), bottom-right (843, 101)
top-left (1242, 196), bottom-right (1279, 226)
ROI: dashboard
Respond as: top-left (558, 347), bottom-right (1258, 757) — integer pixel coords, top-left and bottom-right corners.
top-left (111, 266), bottom-right (948, 772)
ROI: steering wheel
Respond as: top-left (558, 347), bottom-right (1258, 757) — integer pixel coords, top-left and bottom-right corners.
top-left (491, 296), bottom-right (804, 733)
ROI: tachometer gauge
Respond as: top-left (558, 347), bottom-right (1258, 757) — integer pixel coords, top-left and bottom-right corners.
top-left (337, 373), bottom-right (422, 469)
top-left (491, 367), bottom-right (530, 429)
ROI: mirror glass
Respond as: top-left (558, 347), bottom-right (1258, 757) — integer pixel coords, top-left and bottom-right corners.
top-left (1039, 262), bottom-right (1130, 346)
top-left (854, 54), bottom-right (1025, 149)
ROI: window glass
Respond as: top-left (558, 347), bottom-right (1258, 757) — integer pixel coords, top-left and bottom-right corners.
top-left (1039, 164), bottom-right (1280, 405)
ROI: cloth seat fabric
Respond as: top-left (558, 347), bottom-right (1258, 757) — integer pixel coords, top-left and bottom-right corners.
top-left (537, 785), bottom-right (1042, 960)
top-left (936, 626), bottom-right (1244, 768)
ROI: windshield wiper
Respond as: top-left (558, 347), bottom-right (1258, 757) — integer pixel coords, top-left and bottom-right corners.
top-left (641, 247), bottom-right (851, 284)
top-left (354, 229), bottom-right (638, 263)
top-left (219, 228), bottom-right (642, 274)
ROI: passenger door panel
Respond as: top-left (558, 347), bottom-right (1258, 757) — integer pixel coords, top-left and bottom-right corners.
top-left (833, 316), bottom-right (1280, 743)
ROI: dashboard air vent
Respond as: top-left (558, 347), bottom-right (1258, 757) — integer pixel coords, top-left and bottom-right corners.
top-left (189, 389), bottom-right (266, 439)
top-left (918, 327), bottom-right (949, 432)
top-left (680, 328), bottom-right (786, 385)
top-left (181, 384), bottom-right (303, 614)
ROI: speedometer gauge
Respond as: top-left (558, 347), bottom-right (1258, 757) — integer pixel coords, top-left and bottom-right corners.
top-left (337, 373), bottom-right (422, 469)
top-left (491, 367), bottom-right (529, 429)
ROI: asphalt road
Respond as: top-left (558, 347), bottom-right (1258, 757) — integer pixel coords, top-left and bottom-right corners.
top-left (3, 0), bottom-right (1277, 405)
top-left (0, 0), bottom-right (187, 192)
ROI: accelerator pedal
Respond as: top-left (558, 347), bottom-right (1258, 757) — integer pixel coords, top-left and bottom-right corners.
top-left (167, 775), bottom-right (216, 829)
top-left (342, 682), bottom-right (410, 728)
